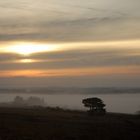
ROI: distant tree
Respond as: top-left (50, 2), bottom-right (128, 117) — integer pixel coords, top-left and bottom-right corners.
top-left (82, 97), bottom-right (106, 115)
top-left (13, 96), bottom-right (45, 107)
top-left (13, 96), bottom-right (24, 105)
top-left (27, 96), bottom-right (45, 106)
top-left (136, 110), bottom-right (140, 116)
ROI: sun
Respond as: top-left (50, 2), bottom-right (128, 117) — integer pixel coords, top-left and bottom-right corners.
top-left (4, 42), bottom-right (58, 56)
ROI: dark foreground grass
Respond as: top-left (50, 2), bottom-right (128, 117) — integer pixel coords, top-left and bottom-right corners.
top-left (0, 107), bottom-right (140, 140)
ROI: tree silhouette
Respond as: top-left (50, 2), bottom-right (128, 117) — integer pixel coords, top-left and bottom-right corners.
top-left (82, 97), bottom-right (106, 115)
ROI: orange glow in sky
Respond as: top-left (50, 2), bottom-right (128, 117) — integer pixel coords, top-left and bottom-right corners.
top-left (0, 66), bottom-right (139, 78)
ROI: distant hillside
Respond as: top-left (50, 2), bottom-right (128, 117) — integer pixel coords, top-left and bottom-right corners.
top-left (0, 87), bottom-right (140, 94)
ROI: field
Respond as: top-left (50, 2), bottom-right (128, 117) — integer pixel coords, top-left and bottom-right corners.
top-left (0, 107), bottom-right (140, 140)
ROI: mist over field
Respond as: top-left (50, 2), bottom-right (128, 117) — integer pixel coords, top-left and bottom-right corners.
top-left (0, 87), bottom-right (139, 114)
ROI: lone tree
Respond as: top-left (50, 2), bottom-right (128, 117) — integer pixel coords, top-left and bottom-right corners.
top-left (82, 97), bottom-right (106, 115)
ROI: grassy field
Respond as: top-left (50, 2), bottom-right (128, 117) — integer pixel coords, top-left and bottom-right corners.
top-left (0, 107), bottom-right (139, 140)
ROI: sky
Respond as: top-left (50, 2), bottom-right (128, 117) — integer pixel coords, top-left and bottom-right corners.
top-left (0, 0), bottom-right (140, 87)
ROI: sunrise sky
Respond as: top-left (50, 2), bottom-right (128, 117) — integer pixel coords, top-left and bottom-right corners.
top-left (0, 0), bottom-right (140, 87)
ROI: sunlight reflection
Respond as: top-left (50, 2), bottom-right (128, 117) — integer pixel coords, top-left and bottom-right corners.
top-left (19, 59), bottom-right (37, 63)
top-left (1, 42), bottom-right (59, 56)
top-left (0, 40), bottom-right (140, 56)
